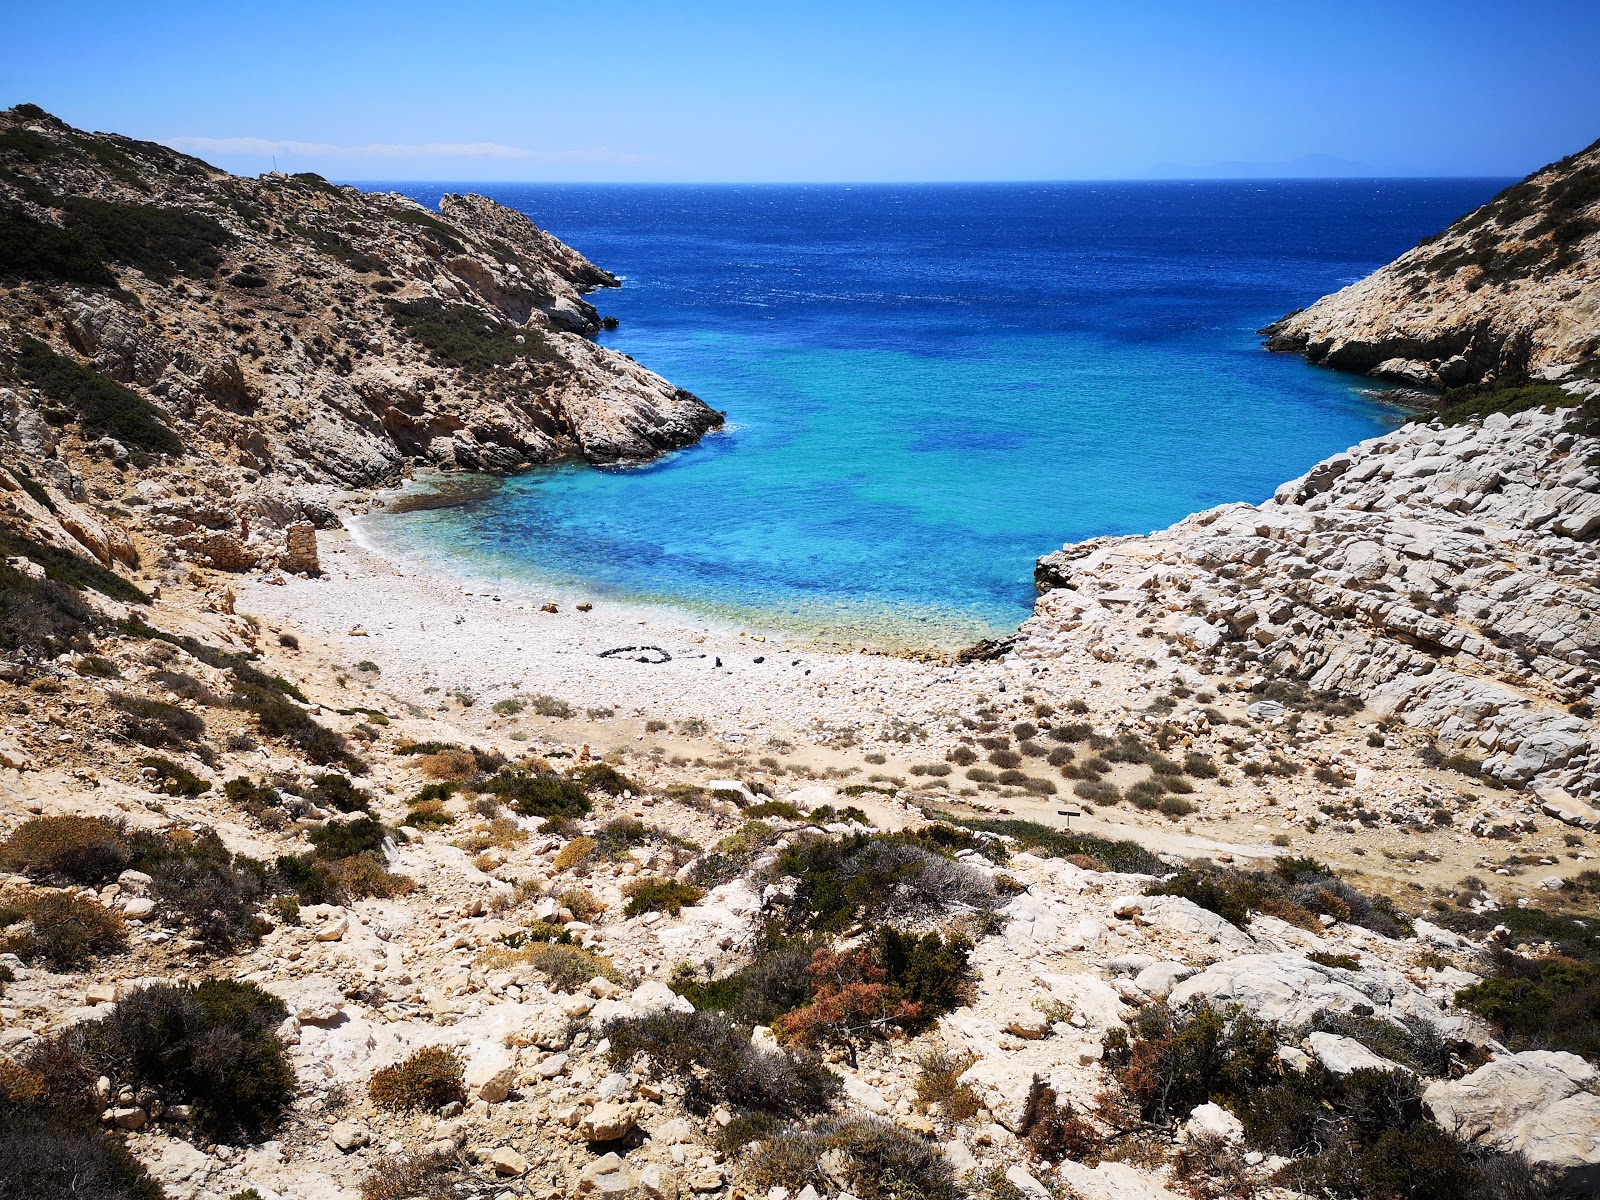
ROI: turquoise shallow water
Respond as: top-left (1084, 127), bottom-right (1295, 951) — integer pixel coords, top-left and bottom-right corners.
top-left (359, 180), bottom-right (1507, 648)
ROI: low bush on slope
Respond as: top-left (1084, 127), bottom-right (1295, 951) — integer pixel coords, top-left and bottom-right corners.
top-left (1434, 896), bottom-right (1600, 1063)
top-left (11, 337), bottom-right (181, 453)
top-left (1146, 855), bottom-right (1412, 938)
top-left (1099, 1001), bottom-right (1548, 1200)
top-left (604, 1008), bottom-right (839, 1122)
top-left (763, 830), bottom-right (999, 933)
top-left (17, 978), bottom-right (294, 1141)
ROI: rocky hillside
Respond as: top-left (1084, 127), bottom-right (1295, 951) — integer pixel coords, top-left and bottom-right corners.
top-left (1264, 137), bottom-right (1600, 389)
top-left (0, 103), bottom-right (721, 497)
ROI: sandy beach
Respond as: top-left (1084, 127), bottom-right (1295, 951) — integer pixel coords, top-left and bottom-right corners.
top-left (240, 525), bottom-right (1014, 756)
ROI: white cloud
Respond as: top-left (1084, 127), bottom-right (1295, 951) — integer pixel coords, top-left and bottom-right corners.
top-left (163, 135), bottom-right (644, 164)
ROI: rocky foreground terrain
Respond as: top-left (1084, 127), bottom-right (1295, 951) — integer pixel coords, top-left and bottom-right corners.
top-left (3, 109), bottom-right (1600, 1200)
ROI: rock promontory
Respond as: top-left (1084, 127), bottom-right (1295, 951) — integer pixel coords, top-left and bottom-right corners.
top-left (1263, 137), bottom-right (1600, 390)
top-left (0, 103), bottom-right (722, 495)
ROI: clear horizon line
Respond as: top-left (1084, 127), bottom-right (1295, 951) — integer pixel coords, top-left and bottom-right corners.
top-left (326, 173), bottom-right (1521, 188)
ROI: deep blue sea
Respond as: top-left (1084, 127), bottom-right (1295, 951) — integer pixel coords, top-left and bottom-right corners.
top-left (360, 179), bottom-right (1507, 647)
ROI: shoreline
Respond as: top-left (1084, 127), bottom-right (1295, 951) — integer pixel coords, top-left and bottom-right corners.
top-left (350, 471), bottom-right (1026, 658)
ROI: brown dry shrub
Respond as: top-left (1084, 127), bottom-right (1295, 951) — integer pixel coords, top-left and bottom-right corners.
top-left (419, 751), bottom-right (477, 781)
top-left (553, 836), bottom-right (597, 871)
top-left (1, 891), bottom-right (129, 968)
top-left (1174, 1132), bottom-right (1258, 1200)
top-left (1019, 1080), bottom-right (1102, 1163)
top-left (555, 884), bottom-right (603, 921)
top-left (476, 941), bottom-right (621, 991)
top-left (360, 1149), bottom-right (467, 1200)
top-left (368, 1046), bottom-right (465, 1112)
top-left (453, 815), bottom-right (528, 854)
top-left (1251, 894), bottom-right (1321, 931)
top-left (0, 817), bottom-right (130, 884)
top-left (742, 1114), bottom-right (960, 1200)
top-left (914, 1047), bottom-right (981, 1122)
top-left (329, 855), bottom-right (415, 899)
top-left (0, 1058), bottom-right (45, 1107)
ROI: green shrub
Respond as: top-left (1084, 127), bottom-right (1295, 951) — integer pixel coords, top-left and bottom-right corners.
top-left (411, 781), bottom-right (458, 805)
top-left (43, 978), bottom-right (293, 1139)
top-left (810, 804), bottom-right (872, 825)
top-left (1456, 950), bottom-right (1600, 1062)
top-left (689, 819), bottom-right (783, 888)
top-left (135, 827), bottom-right (266, 952)
top-left (1437, 378), bottom-right (1581, 425)
top-left (1308, 950), bottom-right (1360, 971)
top-left (402, 800), bottom-right (456, 829)
top-left (0, 1109), bottom-right (165, 1200)
top-left (622, 878), bottom-right (705, 918)
top-left (1103, 1002), bottom-right (1281, 1125)
top-left (1159, 795), bottom-right (1196, 819)
top-left (876, 927), bottom-right (972, 1014)
top-left (11, 338), bottom-right (181, 453)
top-left (388, 299), bottom-right (557, 372)
top-left (1127, 777), bottom-right (1167, 808)
top-left (111, 691), bottom-right (204, 748)
top-left (239, 684), bottom-right (361, 769)
top-left (307, 773), bottom-right (371, 813)
top-left (932, 813), bottom-right (1162, 875)
top-left (0, 891), bottom-right (128, 968)
top-left (481, 769), bottom-right (590, 819)
top-left (741, 1114), bottom-right (959, 1200)
top-left (0, 525), bottom-right (148, 606)
top-left (73, 655), bottom-right (119, 679)
top-left (224, 776), bottom-right (286, 823)
top-left (1302, 1010), bottom-right (1451, 1076)
top-left (368, 1046), bottom-right (466, 1112)
top-left (1073, 779), bottom-right (1120, 804)
top-left (746, 800), bottom-right (803, 820)
top-left (604, 1009), bottom-right (838, 1118)
top-left (138, 754), bottom-right (211, 797)
top-left (307, 816), bottom-right (389, 860)
top-left (672, 944), bottom-right (818, 1027)
top-left (765, 832), bottom-right (997, 933)
top-left (272, 852), bottom-right (346, 905)
top-left (573, 762), bottom-right (638, 796)
top-left (1147, 857), bottom-right (1411, 937)
top-left (0, 816), bottom-right (130, 883)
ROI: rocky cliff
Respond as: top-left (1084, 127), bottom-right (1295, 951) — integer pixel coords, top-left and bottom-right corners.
top-left (1031, 406), bottom-right (1600, 807)
top-left (1030, 138), bottom-right (1600, 812)
top-left (1263, 137), bottom-right (1600, 390)
top-left (0, 104), bottom-right (721, 499)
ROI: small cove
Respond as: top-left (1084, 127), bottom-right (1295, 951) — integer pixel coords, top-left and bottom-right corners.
top-left (357, 180), bottom-right (1505, 649)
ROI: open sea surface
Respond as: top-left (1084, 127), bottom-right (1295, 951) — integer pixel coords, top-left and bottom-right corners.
top-left (359, 179), bottom-right (1507, 648)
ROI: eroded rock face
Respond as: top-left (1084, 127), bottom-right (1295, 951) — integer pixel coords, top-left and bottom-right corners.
top-left (1424, 1051), bottom-right (1600, 1190)
top-left (1262, 139), bottom-right (1600, 387)
top-left (1029, 406), bottom-right (1600, 801)
top-left (0, 106), bottom-right (723, 502)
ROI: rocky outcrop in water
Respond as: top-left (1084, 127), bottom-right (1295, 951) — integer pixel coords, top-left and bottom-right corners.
top-left (1263, 137), bottom-right (1600, 389)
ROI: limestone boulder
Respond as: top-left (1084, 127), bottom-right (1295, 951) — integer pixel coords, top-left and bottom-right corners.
top-left (1424, 1051), bottom-right (1600, 1190)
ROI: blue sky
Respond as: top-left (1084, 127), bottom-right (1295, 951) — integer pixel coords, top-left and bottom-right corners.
top-left (4, 1), bottom-right (1597, 182)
